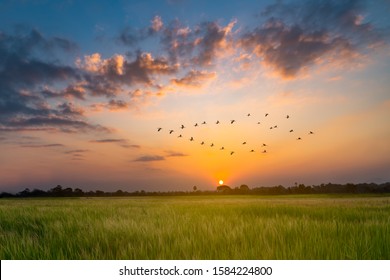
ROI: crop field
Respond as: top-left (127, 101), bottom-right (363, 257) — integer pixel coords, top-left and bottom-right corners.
top-left (0, 195), bottom-right (389, 259)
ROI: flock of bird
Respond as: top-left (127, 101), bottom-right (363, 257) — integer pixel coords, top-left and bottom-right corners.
top-left (157, 113), bottom-right (315, 156)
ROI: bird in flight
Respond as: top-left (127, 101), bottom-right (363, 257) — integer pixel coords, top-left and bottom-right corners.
top-left (194, 123), bottom-right (198, 127)
top-left (181, 125), bottom-right (185, 129)
top-left (210, 143), bottom-right (214, 147)
top-left (216, 120), bottom-right (220, 124)
top-left (190, 137), bottom-right (194, 141)
top-left (257, 122), bottom-right (261, 124)
top-left (178, 134), bottom-right (182, 138)
top-left (297, 137), bottom-right (302, 140)
top-left (250, 149), bottom-right (255, 152)
top-left (286, 115), bottom-right (290, 119)
top-left (265, 113), bottom-right (269, 117)
top-left (274, 125), bottom-right (278, 128)
top-left (230, 151), bottom-right (235, 155)
top-left (242, 142), bottom-right (247, 145)
top-left (270, 126), bottom-right (273, 129)
top-left (309, 131), bottom-right (314, 134)
top-left (201, 141), bottom-right (205, 145)
top-left (262, 143), bottom-right (267, 147)
top-left (290, 129), bottom-right (294, 132)
top-left (247, 113), bottom-right (251, 117)
top-left (157, 128), bottom-right (162, 132)
top-left (202, 121), bottom-right (207, 125)
top-left (230, 120), bottom-right (235, 124)
top-left (169, 130), bottom-right (174, 134)
top-left (262, 150), bottom-right (267, 153)
top-left (220, 147), bottom-right (225, 150)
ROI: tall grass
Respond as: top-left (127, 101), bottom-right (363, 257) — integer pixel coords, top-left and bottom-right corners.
top-left (0, 195), bottom-right (389, 259)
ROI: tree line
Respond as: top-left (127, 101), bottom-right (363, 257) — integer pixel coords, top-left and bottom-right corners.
top-left (1, 182), bottom-right (390, 198)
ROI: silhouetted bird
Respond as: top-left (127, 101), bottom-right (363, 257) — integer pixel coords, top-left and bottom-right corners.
top-left (202, 121), bottom-right (206, 125)
top-left (297, 137), bottom-right (302, 140)
top-left (262, 143), bottom-right (267, 147)
top-left (262, 150), bottom-right (267, 153)
top-left (216, 120), bottom-right (220, 124)
top-left (178, 134), bottom-right (182, 138)
top-left (220, 147), bottom-right (225, 150)
top-left (309, 131), bottom-right (314, 134)
top-left (247, 113), bottom-right (251, 117)
top-left (230, 151), bottom-right (235, 155)
top-left (157, 128), bottom-right (162, 132)
top-left (190, 137), bottom-right (194, 141)
top-left (169, 130), bottom-right (174, 134)
top-left (201, 141), bottom-right (205, 145)
top-left (194, 123), bottom-right (198, 127)
top-left (274, 125), bottom-right (277, 128)
top-left (257, 122), bottom-right (261, 124)
top-left (210, 143), bottom-right (214, 147)
top-left (290, 129), bottom-right (294, 132)
top-left (250, 149), bottom-right (255, 152)
top-left (265, 113), bottom-right (269, 117)
top-left (270, 127), bottom-right (273, 129)
top-left (230, 120), bottom-right (235, 124)
top-left (286, 115), bottom-right (290, 119)
top-left (181, 125), bottom-right (185, 129)
top-left (242, 142), bottom-right (247, 145)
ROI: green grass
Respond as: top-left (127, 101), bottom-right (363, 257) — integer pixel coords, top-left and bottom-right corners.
top-left (0, 195), bottom-right (389, 259)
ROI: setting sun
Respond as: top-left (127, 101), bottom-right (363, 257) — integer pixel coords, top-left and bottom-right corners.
top-left (219, 180), bottom-right (224, 185)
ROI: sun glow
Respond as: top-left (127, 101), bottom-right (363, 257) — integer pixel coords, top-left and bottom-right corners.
top-left (219, 180), bottom-right (224, 185)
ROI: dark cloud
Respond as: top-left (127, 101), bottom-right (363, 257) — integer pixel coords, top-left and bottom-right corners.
top-left (239, 0), bottom-right (386, 78)
top-left (64, 149), bottom-right (89, 154)
top-left (133, 155), bottom-right (165, 162)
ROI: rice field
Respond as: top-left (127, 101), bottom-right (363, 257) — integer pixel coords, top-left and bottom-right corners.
top-left (0, 195), bottom-right (389, 259)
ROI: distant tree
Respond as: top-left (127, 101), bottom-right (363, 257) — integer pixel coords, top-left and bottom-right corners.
top-left (193, 186), bottom-right (197, 192)
top-left (217, 185), bottom-right (232, 193)
top-left (239, 184), bottom-right (250, 193)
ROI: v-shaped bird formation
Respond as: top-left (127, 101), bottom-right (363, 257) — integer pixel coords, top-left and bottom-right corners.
top-left (156, 113), bottom-right (315, 156)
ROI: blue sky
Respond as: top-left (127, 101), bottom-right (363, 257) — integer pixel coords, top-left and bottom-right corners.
top-left (1, 0), bottom-right (389, 192)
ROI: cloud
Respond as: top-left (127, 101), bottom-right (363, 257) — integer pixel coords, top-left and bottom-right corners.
top-left (166, 151), bottom-right (188, 157)
top-left (171, 70), bottom-right (216, 87)
top-left (89, 138), bottom-right (140, 148)
top-left (151, 15), bottom-right (164, 33)
top-left (133, 155), bottom-right (165, 162)
top-left (20, 143), bottom-right (65, 148)
top-left (64, 149), bottom-right (89, 154)
top-left (239, 0), bottom-right (386, 78)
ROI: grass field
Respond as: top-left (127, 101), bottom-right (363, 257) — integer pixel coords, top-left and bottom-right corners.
top-left (0, 195), bottom-right (389, 259)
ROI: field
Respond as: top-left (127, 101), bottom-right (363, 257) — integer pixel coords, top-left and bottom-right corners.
top-left (0, 195), bottom-right (389, 259)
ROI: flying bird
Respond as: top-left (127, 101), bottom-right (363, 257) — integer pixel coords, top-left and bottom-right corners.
top-left (286, 115), bottom-right (290, 119)
top-left (230, 151), bottom-right (235, 155)
top-left (290, 129), bottom-right (294, 132)
top-left (178, 134), bottom-right (182, 138)
top-left (202, 121), bottom-right (206, 125)
top-left (194, 123), bottom-right (198, 127)
top-left (230, 120), bottom-right (235, 124)
top-left (220, 147), bottom-right (225, 150)
top-left (210, 143), bottom-right (214, 147)
top-left (257, 122), bottom-right (261, 124)
top-left (247, 113), bottom-right (251, 117)
top-left (265, 113), bottom-right (269, 117)
top-left (262, 143), bottom-right (267, 147)
top-left (270, 127), bottom-right (273, 129)
top-left (274, 125), bottom-right (278, 128)
top-left (309, 131), bottom-right (314, 134)
top-left (297, 137), bottom-right (302, 140)
top-left (262, 150), bottom-right (267, 153)
top-left (242, 142), bottom-right (247, 145)
top-left (216, 120), bottom-right (220, 124)
top-left (181, 125), bottom-right (185, 129)
top-left (157, 128), bottom-right (162, 132)
top-left (201, 141), bottom-right (205, 145)
top-left (169, 130), bottom-right (174, 134)
top-left (190, 137), bottom-right (194, 141)
top-left (250, 149), bottom-right (255, 152)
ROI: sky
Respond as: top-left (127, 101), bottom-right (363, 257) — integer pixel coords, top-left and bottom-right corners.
top-left (1, 0), bottom-right (390, 193)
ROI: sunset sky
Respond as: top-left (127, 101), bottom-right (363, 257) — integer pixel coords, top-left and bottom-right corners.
top-left (1, 0), bottom-right (389, 192)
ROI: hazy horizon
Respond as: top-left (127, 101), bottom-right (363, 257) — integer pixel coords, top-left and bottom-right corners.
top-left (1, 0), bottom-right (390, 193)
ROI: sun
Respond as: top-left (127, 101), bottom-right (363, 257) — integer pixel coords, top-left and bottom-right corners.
top-left (219, 180), bottom-right (224, 185)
